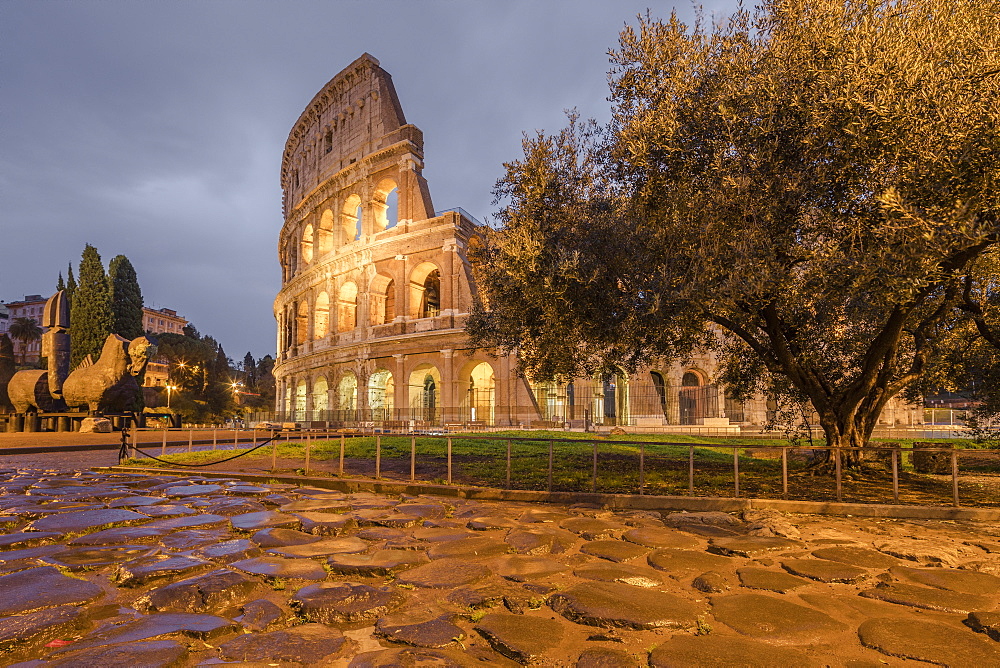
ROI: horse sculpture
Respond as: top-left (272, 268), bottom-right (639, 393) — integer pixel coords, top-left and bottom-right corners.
top-left (8, 333), bottom-right (156, 414)
top-left (62, 334), bottom-right (157, 414)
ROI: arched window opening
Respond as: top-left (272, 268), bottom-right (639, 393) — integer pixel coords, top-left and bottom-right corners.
top-left (318, 209), bottom-right (334, 255)
top-left (295, 301), bottom-right (309, 346)
top-left (314, 292), bottom-right (330, 339)
top-left (679, 370), bottom-right (716, 425)
top-left (408, 364), bottom-right (441, 424)
top-left (369, 275), bottom-right (395, 326)
top-left (422, 375), bottom-right (436, 421)
top-left (341, 194), bottom-right (361, 243)
top-left (465, 362), bottom-right (495, 424)
top-left (294, 380), bottom-right (307, 421)
top-left (324, 130), bottom-right (333, 154)
top-left (368, 370), bottom-right (395, 421)
top-left (682, 372), bottom-right (701, 387)
top-left (602, 374), bottom-right (617, 423)
top-left (532, 379), bottom-right (567, 424)
top-left (651, 371), bottom-right (669, 417)
top-left (312, 377), bottom-right (329, 418)
top-left (384, 279), bottom-right (395, 322)
top-left (385, 188), bottom-right (398, 228)
top-left (373, 178), bottom-right (398, 231)
top-left (421, 270), bottom-right (440, 318)
top-left (337, 373), bottom-right (358, 414)
top-left (301, 224), bottom-right (314, 265)
top-left (337, 282), bottom-right (358, 332)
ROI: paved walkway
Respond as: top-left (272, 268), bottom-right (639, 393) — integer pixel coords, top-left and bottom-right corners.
top-left (2, 467), bottom-right (1000, 665)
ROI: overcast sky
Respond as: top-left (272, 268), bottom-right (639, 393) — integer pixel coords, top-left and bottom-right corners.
top-left (1, 0), bottom-right (739, 361)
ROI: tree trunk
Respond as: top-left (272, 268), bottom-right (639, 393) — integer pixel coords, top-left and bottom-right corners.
top-left (815, 402), bottom-right (882, 468)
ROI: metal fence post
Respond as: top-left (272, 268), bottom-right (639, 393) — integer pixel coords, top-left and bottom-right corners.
top-left (271, 437), bottom-right (277, 472)
top-left (339, 433), bottom-right (345, 475)
top-left (212, 429), bottom-right (217, 450)
top-left (161, 428), bottom-right (167, 456)
top-left (187, 429), bottom-right (193, 453)
top-left (889, 447), bottom-right (898, 503)
top-left (782, 447), bottom-right (788, 499)
top-left (447, 436), bottom-right (453, 485)
top-left (952, 449), bottom-right (960, 507)
top-left (506, 439), bottom-right (512, 490)
top-left (689, 446), bottom-right (695, 495)
top-left (835, 447), bottom-right (842, 502)
top-left (733, 447), bottom-right (740, 497)
top-left (548, 440), bottom-right (554, 492)
top-left (304, 433), bottom-right (310, 476)
top-left (375, 434), bottom-right (381, 479)
top-left (410, 435), bottom-right (416, 482)
top-left (639, 443), bottom-right (645, 495)
top-left (592, 441), bottom-right (598, 494)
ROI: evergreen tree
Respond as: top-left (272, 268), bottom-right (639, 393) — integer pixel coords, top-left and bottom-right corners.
top-left (56, 273), bottom-right (65, 293)
top-left (65, 263), bottom-right (77, 309)
top-left (206, 344), bottom-right (234, 417)
top-left (243, 352), bottom-right (256, 388)
top-left (70, 244), bottom-right (112, 367)
top-left (108, 254), bottom-right (144, 340)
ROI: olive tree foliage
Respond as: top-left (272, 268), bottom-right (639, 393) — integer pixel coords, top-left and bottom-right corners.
top-left (468, 0), bottom-right (1000, 460)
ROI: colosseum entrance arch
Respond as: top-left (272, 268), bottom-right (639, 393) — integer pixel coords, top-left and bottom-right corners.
top-left (337, 373), bottom-right (358, 417)
top-left (460, 361), bottom-right (495, 424)
top-left (368, 370), bottom-right (395, 421)
top-left (408, 364), bottom-right (441, 423)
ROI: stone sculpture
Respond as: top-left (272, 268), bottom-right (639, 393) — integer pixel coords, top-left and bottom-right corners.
top-left (0, 335), bottom-right (16, 412)
top-left (62, 334), bottom-right (157, 414)
top-left (7, 369), bottom-right (66, 413)
top-left (3, 290), bottom-right (158, 416)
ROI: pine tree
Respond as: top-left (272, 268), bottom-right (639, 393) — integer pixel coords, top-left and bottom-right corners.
top-left (65, 263), bottom-right (77, 309)
top-left (107, 254), bottom-right (144, 340)
top-left (56, 273), bottom-right (65, 293)
top-left (70, 244), bottom-right (113, 367)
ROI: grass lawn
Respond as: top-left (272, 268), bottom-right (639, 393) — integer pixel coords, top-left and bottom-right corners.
top-left (126, 430), bottom-right (1000, 507)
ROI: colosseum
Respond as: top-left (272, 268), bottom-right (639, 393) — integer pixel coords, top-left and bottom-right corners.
top-left (272, 54), bottom-right (918, 432)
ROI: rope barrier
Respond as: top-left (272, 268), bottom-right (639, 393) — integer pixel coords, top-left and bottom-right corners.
top-left (126, 434), bottom-right (282, 468)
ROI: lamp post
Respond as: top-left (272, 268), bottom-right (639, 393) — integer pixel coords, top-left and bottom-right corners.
top-left (166, 384), bottom-right (177, 409)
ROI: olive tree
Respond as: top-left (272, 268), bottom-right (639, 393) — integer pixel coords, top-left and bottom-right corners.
top-left (469, 0), bottom-right (1000, 461)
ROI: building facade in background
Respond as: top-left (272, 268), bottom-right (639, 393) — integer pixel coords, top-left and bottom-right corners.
top-left (272, 55), bottom-right (921, 431)
top-left (1, 295), bottom-right (46, 364)
top-left (142, 307), bottom-right (189, 387)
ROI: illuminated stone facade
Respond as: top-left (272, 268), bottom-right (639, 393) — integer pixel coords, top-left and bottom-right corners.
top-left (273, 55), bottom-right (922, 431)
top-left (273, 54), bottom-right (522, 426)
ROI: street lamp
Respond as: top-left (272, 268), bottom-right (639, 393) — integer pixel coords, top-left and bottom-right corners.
top-left (166, 384), bottom-right (177, 408)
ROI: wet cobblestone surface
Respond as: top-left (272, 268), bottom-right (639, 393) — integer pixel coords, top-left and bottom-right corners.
top-left (2, 467), bottom-right (1000, 666)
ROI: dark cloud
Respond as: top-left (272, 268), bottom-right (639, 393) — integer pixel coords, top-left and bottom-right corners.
top-left (1, 0), bottom-right (738, 359)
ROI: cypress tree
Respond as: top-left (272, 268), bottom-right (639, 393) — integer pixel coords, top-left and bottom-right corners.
top-left (108, 254), bottom-right (144, 340)
top-left (65, 263), bottom-right (77, 309)
top-left (243, 352), bottom-right (256, 389)
top-left (56, 273), bottom-right (65, 293)
top-left (70, 244), bottom-right (113, 367)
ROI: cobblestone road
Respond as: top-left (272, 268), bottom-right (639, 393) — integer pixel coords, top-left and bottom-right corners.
top-left (2, 467), bottom-right (1000, 666)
